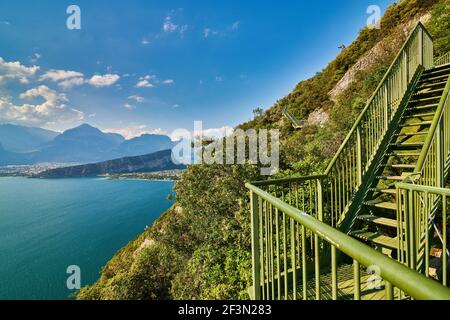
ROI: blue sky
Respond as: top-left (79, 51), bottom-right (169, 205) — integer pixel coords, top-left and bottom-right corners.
top-left (0, 0), bottom-right (395, 138)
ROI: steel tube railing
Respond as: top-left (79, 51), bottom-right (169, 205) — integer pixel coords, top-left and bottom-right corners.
top-left (248, 183), bottom-right (450, 300)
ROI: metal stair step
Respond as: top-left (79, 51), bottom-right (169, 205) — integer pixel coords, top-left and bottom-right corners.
top-left (414, 88), bottom-right (445, 96)
top-left (424, 64), bottom-right (450, 74)
top-left (410, 96), bottom-right (442, 104)
top-left (357, 215), bottom-right (398, 228)
top-left (365, 201), bottom-right (397, 210)
top-left (416, 81), bottom-right (447, 90)
top-left (370, 188), bottom-right (397, 195)
top-left (404, 112), bottom-right (435, 119)
top-left (422, 68), bottom-right (450, 77)
top-left (389, 142), bottom-right (424, 149)
top-left (406, 103), bottom-right (438, 111)
top-left (418, 74), bottom-right (449, 83)
top-left (382, 164), bottom-right (416, 169)
top-left (350, 231), bottom-right (398, 250)
top-left (395, 131), bottom-right (429, 137)
top-left (400, 121), bottom-right (432, 127)
top-left (387, 152), bottom-right (421, 157)
top-left (430, 247), bottom-right (443, 258)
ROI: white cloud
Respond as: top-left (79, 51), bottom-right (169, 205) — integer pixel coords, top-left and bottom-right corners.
top-left (141, 38), bottom-right (151, 45)
top-left (179, 24), bottom-right (188, 37)
top-left (231, 21), bottom-right (240, 31)
top-left (162, 79), bottom-right (174, 85)
top-left (128, 95), bottom-right (145, 103)
top-left (136, 79), bottom-right (154, 88)
top-left (162, 12), bottom-right (187, 37)
top-left (142, 75), bottom-right (155, 80)
top-left (124, 103), bottom-right (136, 110)
top-left (0, 57), bottom-right (39, 84)
top-left (30, 53), bottom-right (42, 64)
top-left (104, 124), bottom-right (167, 139)
top-left (0, 85), bottom-right (84, 126)
top-left (198, 126), bottom-right (234, 139)
top-left (163, 16), bottom-right (178, 33)
top-left (203, 28), bottom-right (218, 38)
top-left (87, 74), bottom-right (120, 87)
top-left (58, 77), bottom-right (85, 89)
top-left (172, 104), bottom-right (180, 108)
top-left (39, 69), bottom-right (84, 82)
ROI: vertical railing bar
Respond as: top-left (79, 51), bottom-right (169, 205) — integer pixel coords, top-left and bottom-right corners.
top-left (425, 192), bottom-right (429, 278)
top-left (250, 192), bottom-right (261, 300)
top-left (331, 245), bottom-right (337, 300)
top-left (353, 260), bottom-right (361, 300)
top-left (275, 208), bottom-right (281, 300)
top-left (283, 212), bottom-right (288, 300)
top-left (264, 200), bottom-right (270, 299)
top-left (385, 281), bottom-right (394, 300)
top-left (259, 197), bottom-right (265, 300)
top-left (269, 204), bottom-right (275, 299)
top-left (301, 225), bottom-right (307, 300)
top-left (314, 234), bottom-right (321, 300)
top-left (443, 195), bottom-right (447, 287)
top-left (291, 218), bottom-right (297, 300)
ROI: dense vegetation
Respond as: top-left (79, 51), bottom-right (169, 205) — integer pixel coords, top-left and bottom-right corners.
top-left (77, 0), bottom-right (450, 300)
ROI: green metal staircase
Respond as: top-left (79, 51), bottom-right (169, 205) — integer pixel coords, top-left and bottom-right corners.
top-left (351, 64), bottom-right (450, 255)
top-left (246, 22), bottom-right (450, 300)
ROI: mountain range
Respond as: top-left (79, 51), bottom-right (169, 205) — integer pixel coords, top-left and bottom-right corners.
top-left (0, 123), bottom-right (176, 165)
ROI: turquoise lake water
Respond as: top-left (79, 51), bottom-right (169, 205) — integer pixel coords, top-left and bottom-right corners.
top-left (0, 177), bottom-right (174, 300)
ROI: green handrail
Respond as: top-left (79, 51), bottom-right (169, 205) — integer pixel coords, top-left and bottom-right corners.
top-left (435, 51), bottom-right (450, 67)
top-left (324, 22), bottom-right (433, 176)
top-left (396, 183), bottom-right (449, 287)
top-left (257, 22), bottom-right (434, 228)
top-left (414, 71), bottom-right (450, 176)
top-left (246, 21), bottom-right (445, 301)
top-left (247, 183), bottom-right (450, 300)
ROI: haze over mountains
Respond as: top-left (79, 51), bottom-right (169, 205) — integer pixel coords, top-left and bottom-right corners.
top-left (0, 123), bottom-right (176, 165)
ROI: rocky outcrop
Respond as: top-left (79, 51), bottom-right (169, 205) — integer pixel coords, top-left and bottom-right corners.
top-left (307, 108), bottom-right (329, 127)
top-left (133, 238), bottom-right (155, 259)
top-left (329, 14), bottom-right (432, 100)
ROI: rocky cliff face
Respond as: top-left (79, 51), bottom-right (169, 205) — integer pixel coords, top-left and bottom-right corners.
top-left (328, 13), bottom-right (432, 100)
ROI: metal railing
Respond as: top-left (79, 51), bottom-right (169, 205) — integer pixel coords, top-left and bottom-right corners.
top-left (248, 183), bottom-right (450, 300)
top-left (396, 183), bottom-right (448, 287)
top-left (435, 51), bottom-right (450, 67)
top-left (282, 105), bottom-right (307, 129)
top-left (396, 60), bottom-right (450, 275)
top-left (262, 22), bottom-right (434, 228)
top-left (246, 22), bottom-right (444, 300)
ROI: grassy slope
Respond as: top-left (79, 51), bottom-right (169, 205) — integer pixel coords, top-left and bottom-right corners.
top-left (77, 0), bottom-right (449, 300)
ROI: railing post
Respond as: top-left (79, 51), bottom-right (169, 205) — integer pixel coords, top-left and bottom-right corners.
top-left (436, 119), bottom-right (444, 188)
top-left (250, 191), bottom-right (261, 300)
top-left (419, 27), bottom-right (423, 66)
top-left (385, 281), bottom-right (394, 300)
top-left (384, 85), bottom-right (389, 130)
top-left (408, 190), bottom-right (416, 270)
top-left (317, 179), bottom-right (324, 222)
top-left (356, 127), bottom-right (363, 186)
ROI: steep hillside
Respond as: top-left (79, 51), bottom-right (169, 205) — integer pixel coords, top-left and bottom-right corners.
top-left (77, 0), bottom-right (450, 300)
